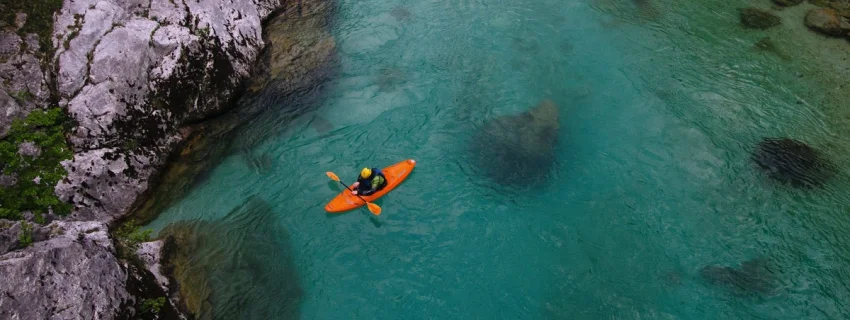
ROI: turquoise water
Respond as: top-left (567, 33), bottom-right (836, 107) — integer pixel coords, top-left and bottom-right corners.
top-left (148, 0), bottom-right (850, 319)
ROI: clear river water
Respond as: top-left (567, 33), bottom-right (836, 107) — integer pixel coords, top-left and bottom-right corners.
top-left (146, 0), bottom-right (850, 318)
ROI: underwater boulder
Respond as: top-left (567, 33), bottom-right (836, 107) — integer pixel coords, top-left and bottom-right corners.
top-left (739, 7), bottom-right (782, 30)
top-left (805, 8), bottom-right (850, 37)
top-left (773, 0), bottom-right (803, 6)
top-left (471, 99), bottom-right (560, 187)
top-left (751, 137), bottom-right (836, 188)
top-left (700, 257), bottom-right (777, 296)
top-left (160, 195), bottom-right (303, 319)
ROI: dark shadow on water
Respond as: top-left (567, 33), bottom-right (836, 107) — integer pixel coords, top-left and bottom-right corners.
top-left (160, 195), bottom-right (303, 320)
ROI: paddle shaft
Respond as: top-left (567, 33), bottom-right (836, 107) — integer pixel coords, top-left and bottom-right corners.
top-left (335, 180), bottom-right (373, 205)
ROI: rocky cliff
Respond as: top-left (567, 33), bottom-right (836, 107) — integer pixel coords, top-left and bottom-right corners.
top-left (0, 0), bottom-right (335, 318)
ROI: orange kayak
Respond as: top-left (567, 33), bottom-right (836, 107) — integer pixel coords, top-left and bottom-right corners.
top-left (325, 159), bottom-right (417, 213)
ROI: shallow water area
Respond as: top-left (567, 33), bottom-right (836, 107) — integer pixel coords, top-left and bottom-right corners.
top-left (147, 0), bottom-right (850, 319)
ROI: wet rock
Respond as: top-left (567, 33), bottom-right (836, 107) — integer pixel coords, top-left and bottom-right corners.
top-left (805, 8), bottom-right (850, 37)
top-left (472, 100), bottom-right (560, 187)
top-left (773, 0), bottom-right (804, 6)
top-left (752, 137), bottom-right (836, 188)
top-left (0, 221), bottom-right (132, 319)
top-left (700, 257), bottom-right (777, 296)
top-left (159, 195), bottom-right (303, 319)
top-left (740, 7), bottom-right (782, 30)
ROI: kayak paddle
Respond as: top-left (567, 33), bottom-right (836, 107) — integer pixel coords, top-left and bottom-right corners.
top-left (326, 172), bottom-right (382, 215)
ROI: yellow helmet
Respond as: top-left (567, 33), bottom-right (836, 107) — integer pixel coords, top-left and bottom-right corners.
top-left (360, 167), bottom-right (372, 179)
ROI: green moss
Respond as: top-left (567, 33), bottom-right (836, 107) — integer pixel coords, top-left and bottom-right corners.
top-left (141, 297), bottom-right (166, 314)
top-left (11, 90), bottom-right (33, 102)
top-left (18, 220), bottom-right (32, 247)
top-left (0, 108), bottom-right (74, 220)
top-left (0, 0), bottom-right (63, 55)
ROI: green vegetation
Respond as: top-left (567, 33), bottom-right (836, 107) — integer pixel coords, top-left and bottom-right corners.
top-left (114, 220), bottom-right (152, 258)
top-left (0, 108), bottom-right (74, 221)
top-left (0, 0), bottom-right (64, 54)
top-left (18, 220), bottom-right (33, 247)
top-left (11, 90), bottom-right (33, 102)
top-left (141, 297), bottom-right (166, 314)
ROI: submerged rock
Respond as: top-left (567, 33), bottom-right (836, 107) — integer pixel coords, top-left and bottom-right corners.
top-left (740, 7), bottom-right (782, 30)
top-left (751, 137), bottom-right (836, 188)
top-left (805, 8), bottom-right (850, 37)
top-left (773, 0), bottom-right (804, 6)
top-left (160, 195), bottom-right (303, 319)
top-left (390, 6), bottom-right (412, 22)
top-left (248, 0), bottom-right (338, 98)
top-left (700, 257), bottom-right (777, 296)
top-left (471, 100), bottom-right (560, 187)
top-left (754, 37), bottom-right (791, 60)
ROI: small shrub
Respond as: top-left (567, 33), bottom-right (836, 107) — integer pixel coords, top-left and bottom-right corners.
top-left (141, 297), bottom-right (166, 314)
top-left (18, 220), bottom-right (32, 247)
top-left (115, 220), bottom-right (152, 257)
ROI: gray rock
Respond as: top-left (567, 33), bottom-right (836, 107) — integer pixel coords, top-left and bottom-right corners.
top-left (55, 148), bottom-right (165, 223)
top-left (805, 8), bottom-right (850, 37)
top-left (136, 240), bottom-right (169, 291)
top-left (0, 174), bottom-right (16, 187)
top-left (0, 32), bottom-right (22, 58)
top-left (0, 221), bottom-right (132, 319)
top-left (17, 141), bottom-right (41, 158)
top-left (14, 13), bottom-right (27, 30)
top-left (0, 89), bottom-right (22, 138)
top-left (0, 30), bottom-right (50, 134)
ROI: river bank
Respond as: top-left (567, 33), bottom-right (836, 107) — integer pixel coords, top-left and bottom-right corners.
top-left (0, 0), bottom-right (337, 318)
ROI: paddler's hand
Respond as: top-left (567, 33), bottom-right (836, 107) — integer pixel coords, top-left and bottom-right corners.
top-left (351, 190), bottom-right (358, 195)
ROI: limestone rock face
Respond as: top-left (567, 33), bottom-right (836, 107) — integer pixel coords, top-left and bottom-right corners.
top-left (51, 0), bottom-right (285, 223)
top-left (0, 221), bottom-right (131, 319)
top-left (0, 30), bottom-right (50, 138)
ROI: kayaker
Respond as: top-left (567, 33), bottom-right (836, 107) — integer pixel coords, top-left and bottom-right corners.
top-left (351, 167), bottom-right (387, 196)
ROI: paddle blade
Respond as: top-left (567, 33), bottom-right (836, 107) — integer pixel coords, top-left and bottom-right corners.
top-left (366, 202), bottom-right (382, 215)
top-left (326, 172), bottom-right (340, 182)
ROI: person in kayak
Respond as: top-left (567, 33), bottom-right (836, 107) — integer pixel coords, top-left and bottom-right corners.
top-left (351, 167), bottom-right (387, 196)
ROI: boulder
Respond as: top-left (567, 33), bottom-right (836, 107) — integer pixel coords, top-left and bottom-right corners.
top-left (773, 0), bottom-right (804, 6)
top-left (471, 100), bottom-right (560, 188)
top-left (805, 8), bottom-right (850, 37)
top-left (159, 195), bottom-right (303, 319)
top-left (700, 257), bottom-right (777, 296)
top-left (751, 137), bottom-right (836, 188)
top-left (739, 7), bottom-right (782, 30)
top-left (0, 221), bottom-right (132, 319)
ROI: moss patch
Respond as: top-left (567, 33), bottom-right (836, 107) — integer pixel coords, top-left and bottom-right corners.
top-left (0, 108), bottom-right (73, 220)
top-left (0, 0), bottom-right (63, 54)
